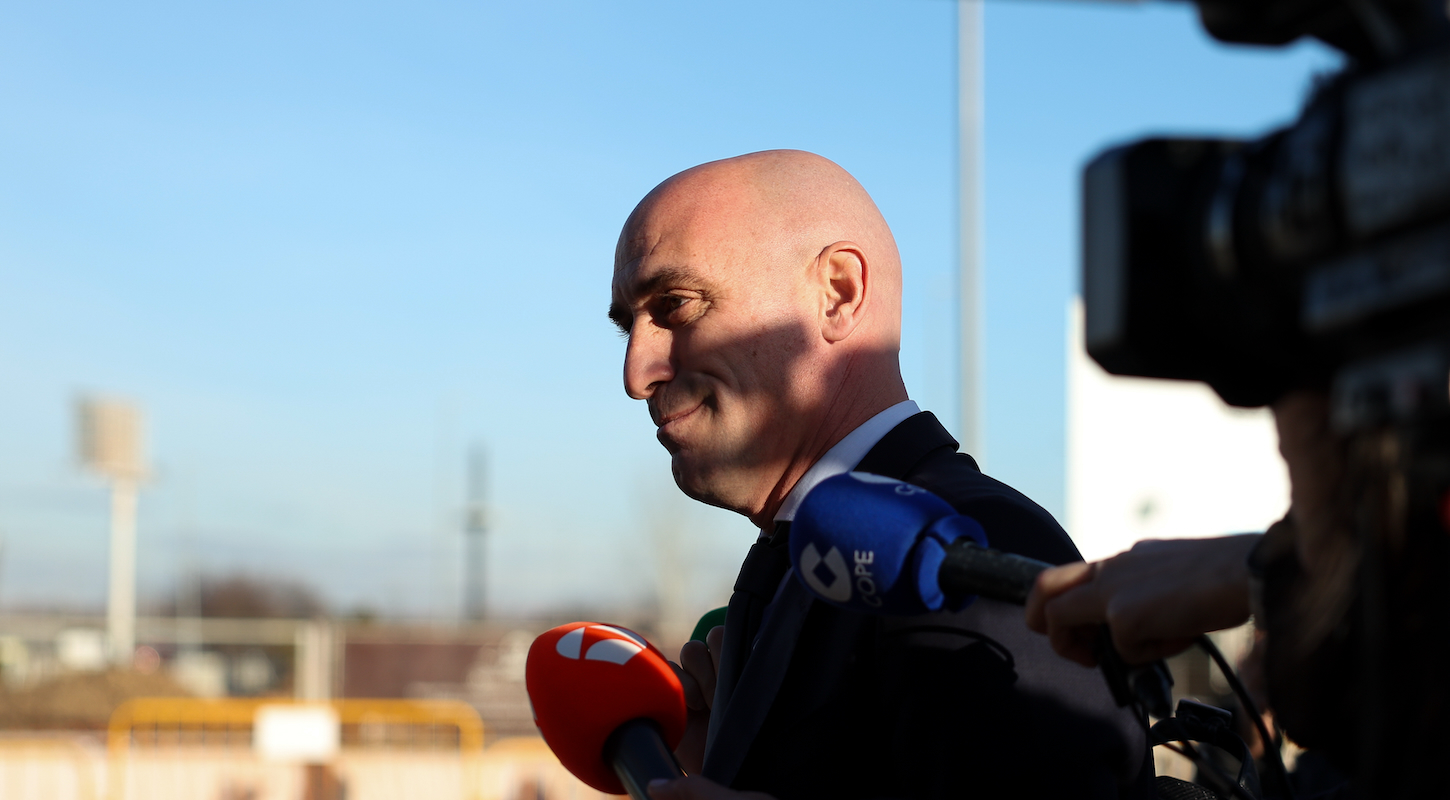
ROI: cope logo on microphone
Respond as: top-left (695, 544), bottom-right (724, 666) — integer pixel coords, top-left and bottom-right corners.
top-left (799, 543), bottom-right (851, 602)
top-left (798, 472), bottom-right (920, 606)
top-left (799, 543), bottom-right (883, 607)
top-left (552, 624), bottom-right (647, 665)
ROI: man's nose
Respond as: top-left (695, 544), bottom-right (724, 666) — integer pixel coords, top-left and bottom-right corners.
top-left (623, 322), bottom-right (674, 400)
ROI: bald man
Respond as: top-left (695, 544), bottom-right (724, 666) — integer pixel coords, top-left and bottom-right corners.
top-left (610, 151), bottom-right (1148, 800)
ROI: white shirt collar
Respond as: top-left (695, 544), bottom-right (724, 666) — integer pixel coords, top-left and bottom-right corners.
top-left (773, 400), bottom-right (921, 523)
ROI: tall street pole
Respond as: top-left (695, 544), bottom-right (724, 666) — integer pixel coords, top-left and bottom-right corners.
top-left (463, 444), bottom-right (488, 622)
top-left (77, 397), bottom-right (146, 667)
top-left (108, 479), bottom-right (139, 664)
top-left (959, 0), bottom-right (985, 463)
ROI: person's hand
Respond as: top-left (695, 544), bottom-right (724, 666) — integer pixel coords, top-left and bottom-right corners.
top-left (647, 776), bottom-right (775, 800)
top-left (1025, 535), bottom-right (1260, 666)
top-left (669, 625), bottom-right (723, 775)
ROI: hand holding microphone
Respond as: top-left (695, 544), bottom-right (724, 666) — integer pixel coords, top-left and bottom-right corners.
top-left (525, 622), bottom-right (687, 799)
top-left (671, 625), bottom-right (722, 775)
top-left (1024, 534), bottom-right (1260, 667)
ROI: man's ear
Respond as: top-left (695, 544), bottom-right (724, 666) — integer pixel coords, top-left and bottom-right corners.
top-left (818, 241), bottom-right (868, 343)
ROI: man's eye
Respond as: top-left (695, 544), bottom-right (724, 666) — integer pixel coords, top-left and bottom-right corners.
top-left (651, 295), bottom-right (697, 324)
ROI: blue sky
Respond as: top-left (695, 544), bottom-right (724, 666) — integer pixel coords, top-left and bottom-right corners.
top-left (0, 1), bottom-right (1339, 618)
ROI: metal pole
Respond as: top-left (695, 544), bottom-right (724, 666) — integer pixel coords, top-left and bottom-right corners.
top-left (464, 445), bottom-right (487, 622)
top-left (108, 479), bottom-right (138, 665)
top-left (958, 0), bottom-right (985, 462)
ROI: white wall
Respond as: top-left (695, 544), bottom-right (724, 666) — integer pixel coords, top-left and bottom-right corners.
top-left (1065, 300), bottom-right (1289, 562)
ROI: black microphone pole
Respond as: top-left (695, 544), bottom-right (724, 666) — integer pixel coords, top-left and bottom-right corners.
top-left (603, 719), bottom-right (686, 800)
top-left (935, 539), bottom-right (1174, 718)
top-left (938, 539), bottom-right (1053, 605)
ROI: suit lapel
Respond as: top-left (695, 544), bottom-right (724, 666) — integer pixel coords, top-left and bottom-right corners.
top-left (700, 411), bottom-right (968, 785)
top-left (701, 579), bottom-right (814, 784)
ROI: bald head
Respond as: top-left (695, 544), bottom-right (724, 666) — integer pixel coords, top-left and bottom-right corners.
top-left (610, 150), bottom-right (909, 526)
top-left (616, 150), bottom-right (903, 348)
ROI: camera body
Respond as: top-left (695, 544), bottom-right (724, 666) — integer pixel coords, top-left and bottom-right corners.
top-left (1081, 3), bottom-right (1450, 793)
top-left (1082, 0), bottom-right (1450, 431)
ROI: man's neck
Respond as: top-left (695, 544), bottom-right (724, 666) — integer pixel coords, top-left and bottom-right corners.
top-left (748, 396), bottom-right (915, 529)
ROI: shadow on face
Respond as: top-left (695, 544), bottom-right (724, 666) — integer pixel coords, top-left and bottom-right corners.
top-left (621, 314), bottom-right (904, 524)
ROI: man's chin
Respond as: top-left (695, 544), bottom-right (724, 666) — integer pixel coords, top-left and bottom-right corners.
top-left (670, 456), bottom-right (744, 515)
top-left (669, 457), bottom-right (710, 501)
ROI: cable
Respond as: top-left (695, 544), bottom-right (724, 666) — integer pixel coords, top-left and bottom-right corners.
top-left (1196, 634), bottom-right (1294, 800)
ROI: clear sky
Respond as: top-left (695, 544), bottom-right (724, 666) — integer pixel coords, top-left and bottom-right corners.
top-left (0, 1), bottom-right (1339, 619)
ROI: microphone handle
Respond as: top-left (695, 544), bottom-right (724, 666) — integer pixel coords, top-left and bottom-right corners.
top-left (937, 539), bottom-right (1052, 605)
top-left (603, 718), bottom-right (686, 800)
top-left (936, 540), bottom-right (1175, 718)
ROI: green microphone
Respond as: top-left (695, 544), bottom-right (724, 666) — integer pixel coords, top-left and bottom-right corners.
top-left (689, 606), bottom-right (728, 642)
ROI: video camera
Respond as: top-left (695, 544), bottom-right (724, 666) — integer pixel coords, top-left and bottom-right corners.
top-left (1082, 2), bottom-right (1450, 795)
top-left (1083, 0), bottom-right (1450, 431)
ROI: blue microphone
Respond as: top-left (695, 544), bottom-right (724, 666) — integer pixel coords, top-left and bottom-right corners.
top-left (790, 471), bottom-right (998, 615)
top-left (791, 471), bottom-right (1175, 719)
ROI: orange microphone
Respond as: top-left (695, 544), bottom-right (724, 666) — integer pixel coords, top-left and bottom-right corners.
top-left (525, 622), bottom-right (688, 798)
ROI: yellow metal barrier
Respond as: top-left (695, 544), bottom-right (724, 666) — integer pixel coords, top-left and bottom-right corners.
top-left (108, 698), bottom-right (485, 800)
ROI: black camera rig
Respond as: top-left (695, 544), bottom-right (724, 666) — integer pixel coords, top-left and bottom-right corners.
top-left (1081, 2), bottom-right (1450, 796)
top-left (1085, 0), bottom-right (1450, 426)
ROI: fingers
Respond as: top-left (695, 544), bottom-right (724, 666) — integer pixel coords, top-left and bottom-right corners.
top-left (671, 626), bottom-right (725, 774)
top-left (678, 639), bottom-right (717, 710)
top-left (1035, 562), bottom-right (1112, 666)
top-left (1045, 560), bottom-right (1189, 666)
top-left (1027, 561), bottom-right (1109, 668)
top-left (705, 625), bottom-right (723, 675)
top-left (672, 661), bottom-right (707, 711)
top-left (1029, 537), bottom-right (1258, 667)
top-left (1043, 578), bottom-right (1112, 631)
top-left (1102, 583), bottom-right (1203, 664)
top-left (1025, 561), bottom-right (1095, 633)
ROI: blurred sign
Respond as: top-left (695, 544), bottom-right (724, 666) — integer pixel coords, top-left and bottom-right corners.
top-left (55, 628), bottom-right (106, 671)
top-left (254, 704), bottom-right (340, 762)
top-left (76, 397), bottom-right (145, 481)
top-left (171, 651), bottom-right (227, 697)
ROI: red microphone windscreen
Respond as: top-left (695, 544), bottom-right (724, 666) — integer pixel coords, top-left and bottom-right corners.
top-left (525, 622), bottom-right (687, 794)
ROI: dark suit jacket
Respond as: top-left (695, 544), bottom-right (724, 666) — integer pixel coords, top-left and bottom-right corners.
top-left (700, 412), bottom-right (1150, 799)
